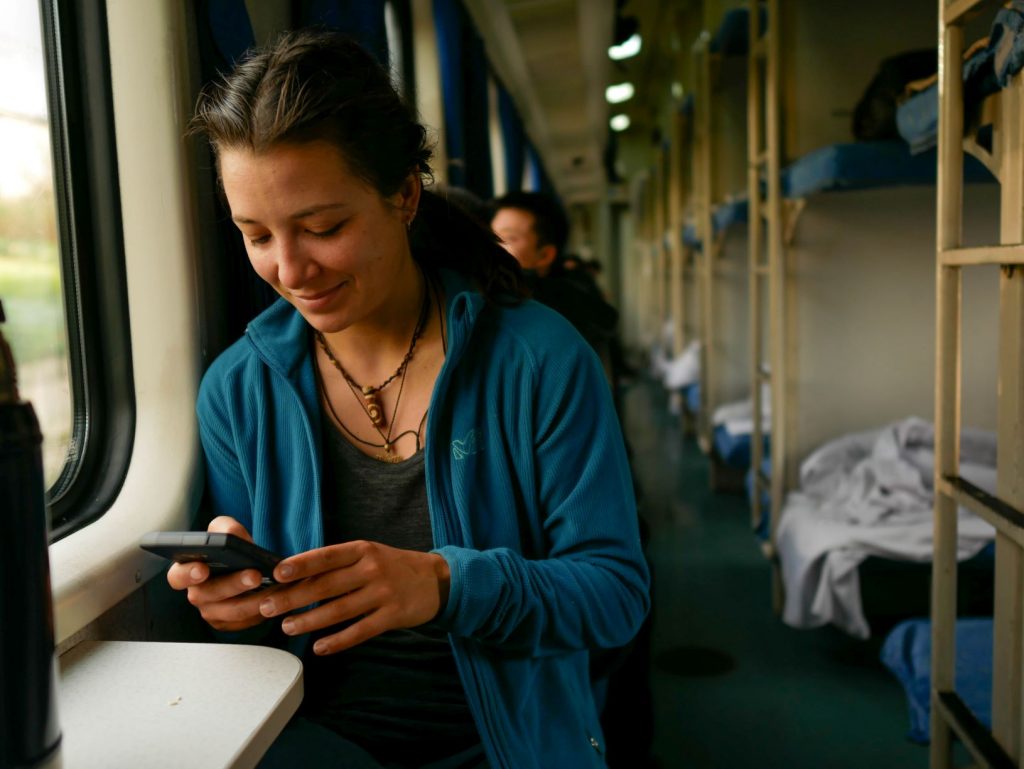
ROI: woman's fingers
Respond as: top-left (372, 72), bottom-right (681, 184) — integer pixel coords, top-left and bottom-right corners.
top-left (259, 541), bottom-right (451, 654)
top-left (167, 559), bottom-right (208, 590)
top-left (276, 587), bottom-right (378, 637)
top-left (273, 539), bottom-right (370, 583)
top-left (311, 610), bottom-right (394, 655)
top-left (190, 580), bottom-right (284, 631)
top-left (207, 516), bottom-right (254, 541)
top-left (188, 569), bottom-right (265, 603)
top-left (163, 518), bottom-right (270, 631)
top-left (166, 517), bottom-right (255, 592)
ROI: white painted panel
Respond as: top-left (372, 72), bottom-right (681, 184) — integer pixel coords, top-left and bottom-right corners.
top-left (787, 184), bottom-right (1000, 465)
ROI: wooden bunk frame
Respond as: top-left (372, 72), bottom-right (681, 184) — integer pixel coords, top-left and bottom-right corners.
top-left (654, 142), bottom-right (669, 355)
top-left (746, 0), bottom-right (787, 563)
top-left (669, 107), bottom-right (689, 361)
top-left (630, 172), bottom-right (654, 354)
top-left (691, 16), bottom-right (755, 467)
top-left (932, 1), bottom-right (1024, 766)
top-left (692, 30), bottom-right (715, 453)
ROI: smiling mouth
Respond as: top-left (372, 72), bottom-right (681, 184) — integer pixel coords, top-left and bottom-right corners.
top-left (293, 282), bottom-right (346, 302)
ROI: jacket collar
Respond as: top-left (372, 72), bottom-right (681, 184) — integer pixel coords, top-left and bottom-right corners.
top-left (243, 268), bottom-right (485, 378)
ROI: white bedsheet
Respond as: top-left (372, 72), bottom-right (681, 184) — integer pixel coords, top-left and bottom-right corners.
top-left (711, 382), bottom-right (771, 435)
top-left (777, 417), bottom-right (996, 639)
top-left (663, 340), bottom-right (701, 390)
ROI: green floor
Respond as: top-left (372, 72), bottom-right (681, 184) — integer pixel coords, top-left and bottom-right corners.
top-left (623, 380), bottom-right (932, 769)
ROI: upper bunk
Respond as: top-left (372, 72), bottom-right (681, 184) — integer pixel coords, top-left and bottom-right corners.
top-left (895, 2), bottom-right (1024, 162)
top-left (780, 2), bottom-right (1023, 199)
top-left (780, 140), bottom-right (993, 199)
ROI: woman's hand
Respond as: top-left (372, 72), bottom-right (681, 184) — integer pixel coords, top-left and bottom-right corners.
top-left (257, 540), bottom-right (451, 655)
top-left (166, 516), bottom-right (282, 632)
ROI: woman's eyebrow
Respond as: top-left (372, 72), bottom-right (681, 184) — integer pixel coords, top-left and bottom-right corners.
top-left (232, 203), bottom-right (349, 225)
top-left (288, 202), bottom-right (349, 219)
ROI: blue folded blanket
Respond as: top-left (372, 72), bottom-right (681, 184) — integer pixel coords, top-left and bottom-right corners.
top-left (880, 617), bottom-right (993, 744)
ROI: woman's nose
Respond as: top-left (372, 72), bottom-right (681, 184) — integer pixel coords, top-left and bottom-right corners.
top-left (274, 238), bottom-right (319, 289)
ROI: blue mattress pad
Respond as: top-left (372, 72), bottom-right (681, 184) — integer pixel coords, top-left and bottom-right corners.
top-left (713, 424), bottom-right (769, 470)
top-left (779, 141), bottom-right (993, 199)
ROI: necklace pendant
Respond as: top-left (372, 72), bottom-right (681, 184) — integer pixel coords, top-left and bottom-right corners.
top-left (377, 444), bottom-right (401, 464)
top-left (364, 392), bottom-right (385, 428)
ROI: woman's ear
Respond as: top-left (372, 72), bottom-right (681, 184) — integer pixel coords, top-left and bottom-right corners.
top-left (395, 172), bottom-right (422, 226)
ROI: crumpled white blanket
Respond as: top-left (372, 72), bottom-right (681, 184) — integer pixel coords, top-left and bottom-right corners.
top-left (711, 381), bottom-right (771, 435)
top-left (778, 416), bottom-right (996, 639)
top-left (663, 340), bottom-right (701, 390)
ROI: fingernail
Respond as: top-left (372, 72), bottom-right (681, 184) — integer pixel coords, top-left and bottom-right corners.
top-left (281, 619), bottom-right (295, 635)
top-left (313, 641), bottom-right (327, 655)
top-left (241, 573), bottom-right (257, 588)
top-left (190, 567), bottom-right (203, 580)
top-left (259, 599), bottom-right (275, 616)
top-left (279, 564), bottom-right (294, 579)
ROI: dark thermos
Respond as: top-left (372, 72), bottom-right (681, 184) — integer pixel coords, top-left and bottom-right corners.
top-left (0, 299), bottom-right (62, 768)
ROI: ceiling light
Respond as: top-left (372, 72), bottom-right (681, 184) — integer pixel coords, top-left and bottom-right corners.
top-left (605, 82), bottom-right (635, 104)
top-left (609, 33), bottom-right (642, 61)
top-left (610, 114), bottom-right (631, 132)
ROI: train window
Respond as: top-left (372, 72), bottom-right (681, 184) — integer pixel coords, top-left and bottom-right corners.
top-left (0, 5), bottom-right (70, 490)
top-left (33, 0), bottom-right (133, 540)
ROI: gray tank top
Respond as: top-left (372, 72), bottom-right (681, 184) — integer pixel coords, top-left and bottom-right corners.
top-left (301, 413), bottom-right (479, 766)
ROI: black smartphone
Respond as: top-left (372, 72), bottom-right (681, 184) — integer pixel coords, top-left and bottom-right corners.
top-left (140, 531), bottom-right (283, 585)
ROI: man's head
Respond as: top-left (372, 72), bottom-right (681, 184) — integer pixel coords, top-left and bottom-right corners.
top-left (491, 191), bottom-right (569, 278)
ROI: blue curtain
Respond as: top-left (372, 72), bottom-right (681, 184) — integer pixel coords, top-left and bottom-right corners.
top-left (202, 0), bottom-right (256, 70)
top-left (299, 1), bottom-right (389, 67)
top-left (527, 143), bottom-right (558, 200)
top-left (433, 0), bottom-right (493, 199)
top-left (497, 81), bottom-right (525, 191)
top-left (197, 0), bottom-right (277, 334)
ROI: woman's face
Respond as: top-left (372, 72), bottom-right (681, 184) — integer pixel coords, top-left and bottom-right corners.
top-left (219, 140), bottom-right (419, 334)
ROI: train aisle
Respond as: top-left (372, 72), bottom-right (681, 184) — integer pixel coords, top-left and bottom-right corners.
top-left (622, 379), bottom-right (930, 769)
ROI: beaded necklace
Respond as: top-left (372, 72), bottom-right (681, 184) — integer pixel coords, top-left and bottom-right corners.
top-left (315, 273), bottom-right (445, 463)
top-left (314, 276), bottom-right (430, 429)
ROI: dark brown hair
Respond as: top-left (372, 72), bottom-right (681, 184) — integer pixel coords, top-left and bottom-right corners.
top-left (189, 28), bottom-right (526, 301)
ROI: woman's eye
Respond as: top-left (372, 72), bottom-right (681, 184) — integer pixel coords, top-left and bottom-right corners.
top-left (248, 234), bottom-right (270, 246)
top-left (308, 222), bottom-right (343, 238)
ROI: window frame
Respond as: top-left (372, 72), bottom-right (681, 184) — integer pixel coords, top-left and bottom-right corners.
top-left (38, 0), bottom-right (135, 540)
top-left (49, 0), bottom-right (201, 645)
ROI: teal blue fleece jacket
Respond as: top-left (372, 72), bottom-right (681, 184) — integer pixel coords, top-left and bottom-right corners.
top-left (196, 269), bottom-right (650, 769)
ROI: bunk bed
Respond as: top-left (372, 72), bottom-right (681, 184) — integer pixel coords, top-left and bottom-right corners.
top-left (710, 382), bottom-right (770, 477)
top-left (690, 8), bottom-right (762, 488)
top-left (750, 0), bottom-right (1005, 627)
top-left (885, 2), bottom-right (1024, 764)
top-left (768, 144), bottom-right (999, 639)
top-left (746, 0), bottom-right (781, 541)
top-left (657, 94), bottom-right (703, 432)
top-left (776, 417), bottom-right (997, 639)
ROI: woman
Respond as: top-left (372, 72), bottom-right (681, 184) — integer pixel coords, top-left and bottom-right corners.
top-left (168, 29), bottom-right (649, 769)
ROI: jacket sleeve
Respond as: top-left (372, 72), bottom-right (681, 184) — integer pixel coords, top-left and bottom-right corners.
top-left (434, 330), bottom-right (650, 655)
top-left (195, 361), bottom-right (283, 647)
top-left (196, 361), bottom-right (255, 533)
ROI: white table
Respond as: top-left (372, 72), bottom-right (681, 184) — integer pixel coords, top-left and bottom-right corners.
top-left (58, 641), bottom-right (303, 769)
